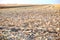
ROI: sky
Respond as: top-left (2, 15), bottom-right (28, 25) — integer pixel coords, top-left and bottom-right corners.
top-left (0, 0), bottom-right (60, 4)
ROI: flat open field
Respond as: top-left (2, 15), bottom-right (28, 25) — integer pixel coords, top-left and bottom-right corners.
top-left (0, 4), bottom-right (60, 40)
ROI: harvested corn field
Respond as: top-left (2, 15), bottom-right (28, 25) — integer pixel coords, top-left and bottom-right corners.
top-left (0, 4), bottom-right (60, 40)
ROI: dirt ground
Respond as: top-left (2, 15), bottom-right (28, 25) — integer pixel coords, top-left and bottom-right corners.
top-left (0, 4), bottom-right (60, 40)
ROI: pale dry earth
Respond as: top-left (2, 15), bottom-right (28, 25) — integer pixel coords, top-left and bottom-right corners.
top-left (0, 4), bottom-right (60, 40)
